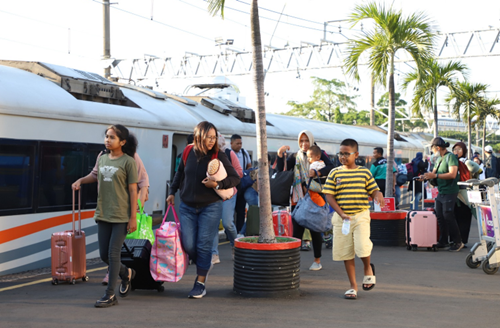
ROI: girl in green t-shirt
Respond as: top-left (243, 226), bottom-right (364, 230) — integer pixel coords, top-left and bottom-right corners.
top-left (73, 124), bottom-right (138, 307)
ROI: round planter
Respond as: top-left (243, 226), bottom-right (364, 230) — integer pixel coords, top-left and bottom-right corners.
top-left (233, 237), bottom-right (301, 298)
top-left (370, 211), bottom-right (407, 247)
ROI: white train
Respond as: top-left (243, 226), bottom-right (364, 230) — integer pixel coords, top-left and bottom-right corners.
top-left (0, 61), bottom-right (426, 276)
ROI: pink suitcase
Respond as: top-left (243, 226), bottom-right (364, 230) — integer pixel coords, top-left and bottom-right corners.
top-left (406, 179), bottom-right (438, 251)
top-left (51, 190), bottom-right (88, 285)
top-left (272, 209), bottom-right (293, 237)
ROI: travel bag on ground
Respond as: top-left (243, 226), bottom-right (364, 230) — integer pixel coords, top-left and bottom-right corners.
top-left (51, 189), bottom-right (88, 285)
top-left (121, 239), bottom-right (164, 292)
top-left (245, 205), bottom-right (260, 236)
top-left (150, 205), bottom-right (188, 282)
top-left (272, 208), bottom-right (293, 237)
top-left (406, 179), bottom-right (438, 251)
top-left (270, 153), bottom-right (294, 206)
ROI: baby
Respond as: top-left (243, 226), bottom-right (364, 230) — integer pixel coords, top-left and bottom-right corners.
top-left (307, 145), bottom-right (325, 171)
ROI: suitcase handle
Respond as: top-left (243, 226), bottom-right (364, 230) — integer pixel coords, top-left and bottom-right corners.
top-left (72, 189), bottom-right (82, 235)
top-left (123, 242), bottom-right (133, 256)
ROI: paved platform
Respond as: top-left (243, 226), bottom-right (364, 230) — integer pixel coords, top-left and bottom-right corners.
top-left (1, 223), bottom-right (499, 328)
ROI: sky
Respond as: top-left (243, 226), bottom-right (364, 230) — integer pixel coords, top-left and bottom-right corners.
top-left (1, 0), bottom-right (500, 115)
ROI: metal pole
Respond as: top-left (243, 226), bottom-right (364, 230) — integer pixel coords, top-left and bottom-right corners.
top-left (103, 0), bottom-right (111, 79)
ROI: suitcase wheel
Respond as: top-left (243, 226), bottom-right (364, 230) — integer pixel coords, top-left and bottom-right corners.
top-left (406, 245), bottom-right (411, 251)
top-left (52, 279), bottom-right (59, 285)
top-left (82, 276), bottom-right (89, 282)
top-left (157, 286), bottom-right (165, 292)
top-left (411, 245), bottom-right (418, 252)
top-left (71, 279), bottom-right (76, 285)
top-left (427, 247), bottom-right (432, 251)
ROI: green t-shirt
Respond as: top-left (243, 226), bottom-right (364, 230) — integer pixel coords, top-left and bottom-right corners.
top-left (435, 152), bottom-right (459, 195)
top-left (94, 154), bottom-right (138, 223)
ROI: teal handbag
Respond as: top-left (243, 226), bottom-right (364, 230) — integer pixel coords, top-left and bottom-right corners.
top-left (126, 199), bottom-right (155, 243)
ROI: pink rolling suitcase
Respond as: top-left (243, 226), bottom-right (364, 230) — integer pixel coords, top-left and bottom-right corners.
top-left (406, 179), bottom-right (438, 251)
top-left (272, 208), bottom-right (293, 237)
top-left (51, 189), bottom-right (88, 285)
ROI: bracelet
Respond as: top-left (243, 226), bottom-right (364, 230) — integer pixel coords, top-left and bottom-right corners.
top-left (436, 173), bottom-right (439, 179)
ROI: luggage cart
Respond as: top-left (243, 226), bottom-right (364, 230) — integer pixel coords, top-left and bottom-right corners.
top-left (458, 178), bottom-right (500, 275)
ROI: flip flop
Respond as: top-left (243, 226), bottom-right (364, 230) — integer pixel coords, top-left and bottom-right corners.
top-left (344, 289), bottom-right (357, 299)
top-left (362, 263), bottom-right (376, 291)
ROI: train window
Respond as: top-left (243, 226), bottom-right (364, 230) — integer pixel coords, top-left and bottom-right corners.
top-left (83, 145), bottom-right (105, 208)
top-left (0, 141), bottom-right (36, 211)
top-left (38, 143), bottom-right (85, 208)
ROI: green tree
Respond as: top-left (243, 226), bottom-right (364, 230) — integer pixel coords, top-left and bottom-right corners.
top-left (472, 97), bottom-right (500, 160)
top-left (208, 0), bottom-right (274, 243)
top-left (285, 77), bottom-right (357, 123)
top-left (344, 2), bottom-right (435, 196)
top-left (446, 81), bottom-right (488, 158)
top-left (402, 59), bottom-right (468, 137)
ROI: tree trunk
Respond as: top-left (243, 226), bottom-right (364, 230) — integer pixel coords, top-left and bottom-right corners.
top-left (433, 88), bottom-right (438, 137)
top-left (476, 125), bottom-right (479, 147)
top-left (482, 123), bottom-right (486, 162)
top-left (370, 75), bottom-right (375, 126)
top-left (467, 103), bottom-right (472, 159)
top-left (385, 55), bottom-right (395, 198)
top-left (250, 0), bottom-right (275, 243)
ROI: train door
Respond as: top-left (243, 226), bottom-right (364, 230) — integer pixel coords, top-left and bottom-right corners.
top-left (163, 133), bottom-right (191, 224)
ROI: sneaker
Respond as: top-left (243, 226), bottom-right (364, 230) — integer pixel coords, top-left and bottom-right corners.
top-left (449, 242), bottom-right (464, 252)
top-left (101, 272), bottom-right (109, 286)
top-left (309, 262), bottom-right (322, 271)
top-left (118, 268), bottom-right (136, 297)
top-left (301, 241), bottom-right (311, 251)
top-left (236, 234), bottom-right (244, 239)
top-left (94, 294), bottom-right (118, 308)
top-left (212, 254), bottom-right (220, 264)
top-left (188, 281), bottom-right (206, 299)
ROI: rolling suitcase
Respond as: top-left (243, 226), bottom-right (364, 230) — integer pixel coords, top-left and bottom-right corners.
top-left (406, 179), bottom-right (438, 251)
top-left (51, 189), bottom-right (88, 285)
top-left (121, 239), bottom-right (164, 292)
top-left (272, 208), bottom-right (293, 237)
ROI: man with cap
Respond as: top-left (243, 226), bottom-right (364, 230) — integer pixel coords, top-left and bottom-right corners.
top-left (420, 137), bottom-right (464, 251)
top-left (484, 145), bottom-right (498, 179)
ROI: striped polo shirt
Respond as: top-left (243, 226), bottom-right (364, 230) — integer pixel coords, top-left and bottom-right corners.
top-left (323, 166), bottom-right (379, 215)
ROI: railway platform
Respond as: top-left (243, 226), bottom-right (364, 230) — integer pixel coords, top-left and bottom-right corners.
top-left (1, 223), bottom-right (498, 328)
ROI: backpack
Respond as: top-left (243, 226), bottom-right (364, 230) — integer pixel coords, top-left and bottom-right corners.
top-left (396, 173), bottom-right (408, 186)
top-left (225, 148), bottom-right (233, 165)
top-left (239, 167), bottom-right (257, 191)
top-left (457, 160), bottom-right (471, 182)
top-left (405, 163), bottom-right (414, 181)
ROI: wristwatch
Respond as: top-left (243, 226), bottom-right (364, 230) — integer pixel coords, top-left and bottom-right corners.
top-left (436, 173), bottom-right (439, 179)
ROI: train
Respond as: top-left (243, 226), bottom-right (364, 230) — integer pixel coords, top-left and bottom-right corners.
top-left (0, 60), bottom-right (427, 276)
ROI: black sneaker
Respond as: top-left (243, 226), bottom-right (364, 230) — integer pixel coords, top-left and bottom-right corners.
top-left (436, 243), bottom-right (450, 249)
top-left (449, 242), bottom-right (464, 252)
top-left (118, 268), bottom-right (136, 297)
top-left (94, 294), bottom-right (118, 308)
top-left (188, 281), bottom-right (206, 299)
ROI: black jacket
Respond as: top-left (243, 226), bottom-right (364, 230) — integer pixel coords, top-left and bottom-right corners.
top-left (170, 148), bottom-right (240, 208)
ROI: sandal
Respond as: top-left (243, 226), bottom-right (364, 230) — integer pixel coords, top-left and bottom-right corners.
top-left (362, 263), bottom-right (376, 291)
top-left (344, 289), bottom-right (357, 299)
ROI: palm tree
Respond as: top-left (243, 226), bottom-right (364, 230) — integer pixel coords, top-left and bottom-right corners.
top-left (472, 97), bottom-right (500, 160)
top-left (402, 59), bottom-right (468, 137)
top-left (446, 81), bottom-right (488, 159)
top-left (208, 0), bottom-right (274, 243)
top-left (344, 2), bottom-right (435, 197)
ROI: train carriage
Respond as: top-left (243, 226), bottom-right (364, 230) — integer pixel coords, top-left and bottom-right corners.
top-left (0, 61), bottom-right (425, 275)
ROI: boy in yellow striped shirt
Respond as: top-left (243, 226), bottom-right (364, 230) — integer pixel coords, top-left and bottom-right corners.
top-left (323, 138), bottom-right (385, 300)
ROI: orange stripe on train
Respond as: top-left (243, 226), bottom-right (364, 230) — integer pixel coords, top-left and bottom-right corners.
top-left (0, 211), bottom-right (95, 244)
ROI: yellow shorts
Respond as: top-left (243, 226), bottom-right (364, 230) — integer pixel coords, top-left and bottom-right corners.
top-left (332, 209), bottom-right (372, 261)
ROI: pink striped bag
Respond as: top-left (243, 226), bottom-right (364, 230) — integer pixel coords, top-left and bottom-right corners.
top-left (150, 205), bottom-right (188, 282)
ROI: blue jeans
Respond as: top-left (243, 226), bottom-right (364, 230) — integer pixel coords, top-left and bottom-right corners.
top-left (179, 200), bottom-right (222, 277)
top-left (395, 185), bottom-right (401, 207)
top-left (212, 195), bottom-right (237, 254)
top-left (411, 192), bottom-right (422, 210)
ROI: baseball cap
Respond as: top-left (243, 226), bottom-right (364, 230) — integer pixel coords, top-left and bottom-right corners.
top-left (485, 145), bottom-right (493, 153)
top-left (430, 137), bottom-right (449, 147)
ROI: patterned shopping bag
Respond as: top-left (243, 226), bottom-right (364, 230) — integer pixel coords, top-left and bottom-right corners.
top-left (150, 205), bottom-right (188, 282)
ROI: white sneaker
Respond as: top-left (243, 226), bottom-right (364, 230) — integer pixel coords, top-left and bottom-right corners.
top-left (309, 262), bottom-right (322, 271)
top-left (236, 234), bottom-right (244, 238)
top-left (211, 254), bottom-right (220, 264)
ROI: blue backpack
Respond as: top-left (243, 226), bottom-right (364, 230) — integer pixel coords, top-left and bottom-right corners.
top-left (239, 168), bottom-right (257, 191)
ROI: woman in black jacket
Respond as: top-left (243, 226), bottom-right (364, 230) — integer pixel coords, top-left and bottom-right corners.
top-left (167, 121), bottom-right (240, 299)
top-left (276, 130), bottom-right (335, 271)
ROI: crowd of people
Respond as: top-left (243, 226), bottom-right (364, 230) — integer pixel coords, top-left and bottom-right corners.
top-left (71, 120), bottom-right (499, 306)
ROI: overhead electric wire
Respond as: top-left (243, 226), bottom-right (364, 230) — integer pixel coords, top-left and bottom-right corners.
top-left (90, 0), bottom-right (214, 42)
top-left (0, 36), bottom-right (97, 59)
